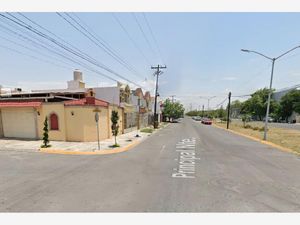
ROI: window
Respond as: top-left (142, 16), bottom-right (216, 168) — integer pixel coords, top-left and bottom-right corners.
top-left (50, 113), bottom-right (59, 130)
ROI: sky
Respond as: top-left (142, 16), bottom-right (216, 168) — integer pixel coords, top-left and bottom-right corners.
top-left (0, 12), bottom-right (300, 110)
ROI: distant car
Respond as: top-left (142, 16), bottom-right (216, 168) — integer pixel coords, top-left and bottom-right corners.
top-left (201, 118), bottom-right (212, 125)
top-left (172, 118), bottom-right (181, 123)
top-left (263, 117), bottom-right (274, 122)
top-left (194, 116), bottom-right (202, 121)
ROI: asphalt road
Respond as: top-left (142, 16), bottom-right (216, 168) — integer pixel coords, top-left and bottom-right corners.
top-left (0, 118), bottom-right (300, 212)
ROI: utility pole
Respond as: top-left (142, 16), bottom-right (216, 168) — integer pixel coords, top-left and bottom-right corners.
top-left (227, 92), bottom-right (231, 129)
top-left (202, 105), bottom-right (204, 117)
top-left (135, 97), bottom-right (141, 137)
top-left (151, 64), bottom-right (166, 129)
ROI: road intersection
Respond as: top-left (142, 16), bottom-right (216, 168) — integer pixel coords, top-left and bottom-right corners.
top-left (0, 118), bottom-right (299, 212)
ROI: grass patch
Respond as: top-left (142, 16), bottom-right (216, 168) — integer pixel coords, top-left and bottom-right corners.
top-left (40, 144), bottom-right (51, 148)
top-left (216, 120), bottom-right (300, 154)
top-left (109, 144), bottom-right (120, 148)
top-left (140, 128), bottom-right (153, 133)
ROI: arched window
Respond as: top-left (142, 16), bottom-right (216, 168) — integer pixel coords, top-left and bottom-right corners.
top-left (50, 113), bottom-right (59, 130)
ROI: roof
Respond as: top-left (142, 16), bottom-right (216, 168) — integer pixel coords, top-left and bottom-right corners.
top-left (0, 100), bottom-right (42, 108)
top-left (31, 88), bottom-right (87, 94)
top-left (64, 97), bottom-right (109, 107)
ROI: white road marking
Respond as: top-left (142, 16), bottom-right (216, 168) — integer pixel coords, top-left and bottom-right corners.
top-left (160, 145), bottom-right (166, 154)
top-left (172, 137), bottom-right (199, 179)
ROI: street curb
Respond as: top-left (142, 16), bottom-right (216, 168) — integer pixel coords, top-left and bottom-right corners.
top-left (212, 123), bottom-right (300, 156)
top-left (39, 123), bottom-right (169, 155)
top-left (39, 138), bottom-right (142, 155)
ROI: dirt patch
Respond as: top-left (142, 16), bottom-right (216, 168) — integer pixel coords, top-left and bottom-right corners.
top-left (216, 121), bottom-right (300, 154)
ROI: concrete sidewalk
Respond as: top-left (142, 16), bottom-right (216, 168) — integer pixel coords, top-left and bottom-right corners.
top-left (0, 124), bottom-right (167, 154)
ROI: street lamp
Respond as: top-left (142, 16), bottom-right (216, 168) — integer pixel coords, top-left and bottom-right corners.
top-left (200, 96), bottom-right (216, 111)
top-left (207, 96), bottom-right (217, 111)
top-left (241, 45), bottom-right (300, 140)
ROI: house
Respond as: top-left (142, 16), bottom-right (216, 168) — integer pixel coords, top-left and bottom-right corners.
top-left (0, 71), bottom-right (124, 141)
top-left (0, 70), bottom-right (160, 140)
top-left (93, 82), bottom-right (135, 133)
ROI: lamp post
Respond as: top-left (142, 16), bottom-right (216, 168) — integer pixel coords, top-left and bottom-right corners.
top-left (207, 96), bottom-right (217, 111)
top-left (241, 45), bottom-right (300, 140)
top-left (199, 96), bottom-right (216, 115)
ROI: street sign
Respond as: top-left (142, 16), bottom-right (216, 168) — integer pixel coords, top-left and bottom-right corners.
top-left (95, 112), bottom-right (99, 122)
top-left (94, 108), bottom-right (101, 151)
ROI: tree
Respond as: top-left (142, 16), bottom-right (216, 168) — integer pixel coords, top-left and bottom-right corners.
top-left (230, 100), bottom-right (242, 118)
top-left (185, 110), bottom-right (200, 117)
top-left (279, 89), bottom-right (300, 121)
top-left (241, 88), bottom-right (277, 120)
top-left (215, 106), bottom-right (226, 119)
top-left (162, 99), bottom-right (185, 121)
top-left (111, 110), bottom-right (119, 147)
top-left (41, 117), bottom-right (50, 148)
top-left (241, 114), bottom-right (251, 127)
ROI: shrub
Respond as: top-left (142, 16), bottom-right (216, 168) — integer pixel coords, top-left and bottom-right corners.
top-left (244, 124), bottom-right (251, 129)
top-left (41, 117), bottom-right (51, 148)
top-left (242, 114), bottom-right (251, 128)
top-left (109, 144), bottom-right (120, 148)
top-left (111, 110), bottom-right (119, 146)
top-left (141, 128), bottom-right (153, 133)
top-left (259, 127), bottom-right (265, 132)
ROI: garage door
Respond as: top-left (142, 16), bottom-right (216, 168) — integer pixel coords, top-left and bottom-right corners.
top-left (1, 108), bottom-right (37, 139)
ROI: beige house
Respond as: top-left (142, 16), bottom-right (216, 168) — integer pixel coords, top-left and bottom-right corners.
top-left (0, 96), bottom-right (124, 142)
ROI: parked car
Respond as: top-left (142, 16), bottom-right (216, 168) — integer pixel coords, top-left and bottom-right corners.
top-left (201, 117), bottom-right (212, 125)
top-left (172, 118), bottom-right (181, 123)
top-left (263, 117), bottom-right (275, 122)
top-left (194, 116), bottom-right (202, 121)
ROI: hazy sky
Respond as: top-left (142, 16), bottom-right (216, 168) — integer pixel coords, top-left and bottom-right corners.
top-left (1, 13), bottom-right (300, 109)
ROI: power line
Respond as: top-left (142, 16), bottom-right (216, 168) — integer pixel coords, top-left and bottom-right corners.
top-left (0, 14), bottom-right (120, 83)
top-left (0, 43), bottom-right (73, 70)
top-left (17, 12), bottom-right (102, 66)
top-left (132, 13), bottom-right (157, 59)
top-left (231, 94), bottom-right (252, 98)
top-left (0, 21), bottom-right (85, 70)
top-left (0, 32), bottom-right (76, 69)
top-left (142, 13), bottom-right (165, 64)
top-left (0, 13), bottom-right (142, 87)
top-left (112, 13), bottom-right (151, 66)
top-left (62, 12), bottom-right (144, 79)
top-left (213, 97), bottom-right (228, 109)
top-left (71, 13), bottom-right (145, 79)
top-left (56, 13), bottom-right (143, 82)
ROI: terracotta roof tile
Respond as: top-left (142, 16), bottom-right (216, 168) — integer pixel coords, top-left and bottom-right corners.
top-left (0, 100), bottom-right (42, 108)
top-left (64, 97), bottom-right (109, 107)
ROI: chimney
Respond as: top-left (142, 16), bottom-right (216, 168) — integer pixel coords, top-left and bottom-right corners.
top-left (86, 96), bottom-right (95, 105)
